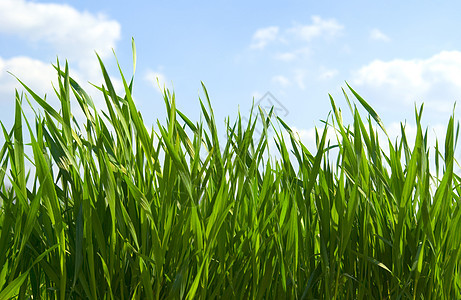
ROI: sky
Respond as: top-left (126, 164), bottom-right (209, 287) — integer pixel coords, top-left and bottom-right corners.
top-left (1, 0), bottom-right (461, 158)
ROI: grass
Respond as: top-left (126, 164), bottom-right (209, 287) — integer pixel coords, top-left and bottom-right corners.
top-left (0, 42), bottom-right (460, 299)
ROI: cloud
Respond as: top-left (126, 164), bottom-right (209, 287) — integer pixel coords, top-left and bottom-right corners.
top-left (319, 67), bottom-right (339, 80)
top-left (290, 127), bottom-right (322, 151)
top-left (294, 70), bottom-right (307, 90)
top-left (351, 51), bottom-right (461, 113)
top-left (274, 47), bottom-right (311, 62)
top-left (0, 0), bottom-right (121, 64)
top-left (250, 16), bottom-right (344, 63)
top-left (263, 124), bottom-right (340, 165)
top-left (291, 121), bottom-right (448, 171)
top-left (287, 16), bottom-right (344, 42)
top-left (370, 28), bottom-right (391, 42)
top-left (145, 69), bottom-right (170, 94)
top-left (0, 0), bottom-right (124, 116)
top-left (380, 121), bottom-right (451, 173)
top-left (250, 26), bottom-right (279, 50)
top-left (274, 52), bottom-right (297, 62)
top-left (251, 91), bottom-right (264, 101)
top-left (0, 54), bottom-right (127, 130)
top-left (272, 75), bottom-right (291, 87)
top-left (0, 56), bottom-right (55, 96)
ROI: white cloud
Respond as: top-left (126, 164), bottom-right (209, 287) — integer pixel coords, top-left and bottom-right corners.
top-left (272, 75), bottom-right (291, 87)
top-left (250, 26), bottom-right (279, 50)
top-left (351, 51), bottom-right (461, 113)
top-left (0, 54), bottom-right (126, 130)
top-left (0, 56), bottom-right (55, 97)
top-left (263, 119), bottom-right (455, 181)
top-left (370, 28), bottom-right (391, 42)
top-left (379, 121), bottom-right (450, 175)
top-left (145, 69), bottom-right (170, 94)
top-left (272, 67), bottom-right (338, 91)
top-left (294, 70), bottom-right (307, 90)
top-left (274, 47), bottom-right (311, 61)
top-left (263, 124), bottom-right (340, 166)
top-left (319, 67), bottom-right (339, 80)
top-left (288, 16), bottom-right (344, 42)
top-left (274, 52), bottom-right (297, 62)
top-left (0, 0), bottom-right (121, 64)
top-left (292, 126), bottom-right (339, 151)
top-left (0, 0), bottom-right (124, 117)
top-left (290, 127), bottom-right (318, 150)
top-left (0, 55), bottom-right (125, 121)
top-left (388, 122), bottom-right (447, 147)
top-left (251, 91), bottom-right (264, 101)
top-left (287, 121), bottom-right (449, 174)
top-left (250, 16), bottom-right (343, 55)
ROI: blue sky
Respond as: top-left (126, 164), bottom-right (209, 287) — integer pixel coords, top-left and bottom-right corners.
top-left (1, 0), bottom-right (461, 153)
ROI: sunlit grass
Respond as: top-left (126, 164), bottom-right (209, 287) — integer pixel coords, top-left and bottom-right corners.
top-left (0, 42), bottom-right (460, 299)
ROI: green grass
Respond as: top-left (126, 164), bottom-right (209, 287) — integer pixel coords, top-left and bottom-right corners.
top-left (0, 43), bottom-right (460, 299)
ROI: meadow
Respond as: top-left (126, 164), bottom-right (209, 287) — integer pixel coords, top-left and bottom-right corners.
top-left (0, 43), bottom-right (460, 299)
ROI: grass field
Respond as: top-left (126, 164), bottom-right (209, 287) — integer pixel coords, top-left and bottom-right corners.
top-left (0, 44), bottom-right (460, 299)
